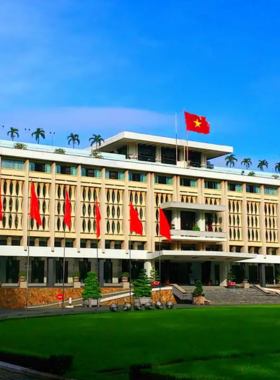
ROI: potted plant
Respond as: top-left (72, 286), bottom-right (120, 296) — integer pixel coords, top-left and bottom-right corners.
top-left (18, 271), bottom-right (27, 282)
top-left (150, 267), bottom-right (160, 287)
top-left (54, 148), bottom-right (66, 154)
top-left (120, 272), bottom-right (129, 282)
top-left (133, 269), bottom-right (152, 305)
top-left (72, 271), bottom-right (80, 282)
top-left (82, 271), bottom-right (102, 307)
top-left (192, 224), bottom-right (200, 231)
top-left (227, 271), bottom-right (236, 288)
top-left (276, 274), bottom-right (280, 284)
top-left (192, 280), bottom-right (205, 305)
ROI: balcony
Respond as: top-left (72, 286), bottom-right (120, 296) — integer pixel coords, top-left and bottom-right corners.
top-left (170, 229), bottom-right (227, 242)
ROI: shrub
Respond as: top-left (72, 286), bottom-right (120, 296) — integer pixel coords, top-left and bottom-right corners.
top-left (192, 224), bottom-right (200, 231)
top-left (72, 271), bottom-right (80, 277)
top-left (14, 143), bottom-right (27, 150)
top-left (150, 267), bottom-right (160, 282)
top-left (272, 175), bottom-right (279, 179)
top-left (82, 271), bottom-right (101, 300)
top-left (192, 280), bottom-right (204, 297)
top-left (248, 171), bottom-right (255, 176)
top-left (227, 271), bottom-right (235, 281)
top-left (54, 148), bottom-right (66, 154)
top-left (133, 269), bottom-right (152, 298)
top-left (121, 272), bottom-right (129, 277)
top-left (18, 271), bottom-right (26, 277)
top-left (90, 149), bottom-right (102, 158)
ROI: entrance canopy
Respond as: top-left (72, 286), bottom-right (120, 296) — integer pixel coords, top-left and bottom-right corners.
top-left (148, 250), bottom-right (257, 262)
top-left (161, 201), bottom-right (226, 213)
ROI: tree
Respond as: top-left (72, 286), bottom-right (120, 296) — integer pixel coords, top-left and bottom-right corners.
top-left (192, 280), bottom-right (204, 297)
top-left (225, 154), bottom-right (237, 168)
top-left (241, 158), bottom-right (252, 170)
top-left (67, 133), bottom-right (80, 149)
top-left (7, 127), bottom-right (19, 141)
top-left (149, 267), bottom-right (160, 282)
top-left (32, 128), bottom-right (45, 144)
top-left (89, 134), bottom-right (104, 150)
top-left (82, 271), bottom-right (101, 299)
top-left (275, 162), bottom-right (280, 173)
top-left (257, 160), bottom-right (268, 171)
top-left (133, 269), bottom-right (152, 297)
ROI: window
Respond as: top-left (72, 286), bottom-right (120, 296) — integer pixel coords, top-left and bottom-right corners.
top-left (138, 144), bottom-right (156, 162)
top-left (0, 237), bottom-right (7, 245)
top-left (81, 239), bottom-right (98, 248)
top-left (205, 181), bottom-right (220, 190)
top-left (206, 245), bottom-right (223, 251)
top-left (65, 239), bottom-right (74, 248)
top-left (11, 237), bottom-right (21, 246)
top-left (129, 241), bottom-right (145, 250)
top-left (129, 172), bottom-right (147, 182)
top-left (39, 238), bottom-right (48, 247)
top-left (161, 147), bottom-right (176, 165)
top-left (81, 167), bottom-right (101, 178)
top-left (55, 239), bottom-right (62, 247)
top-left (56, 165), bottom-right (77, 175)
top-left (180, 178), bottom-right (197, 187)
top-left (155, 175), bottom-right (172, 185)
top-left (264, 186), bottom-right (278, 195)
top-left (105, 170), bottom-right (124, 180)
top-left (246, 185), bottom-right (260, 194)
top-left (1, 159), bottom-right (24, 170)
top-left (228, 183), bottom-right (243, 192)
top-left (29, 162), bottom-right (52, 173)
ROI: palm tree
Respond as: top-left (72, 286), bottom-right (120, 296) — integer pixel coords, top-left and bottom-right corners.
top-left (89, 134), bottom-right (104, 150)
top-left (67, 133), bottom-right (80, 149)
top-left (241, 158), bottom-right (252, 170)
top-left (32, 128), bottom-right (45, 144)
top-left (225, 154), bottom-right (237, 168)
top-left (7, 127), bottom-right (19, 141)
top-left (257, 159), bottom-right (268, 171)
top-left (275, 162), bottom-right (280, 173)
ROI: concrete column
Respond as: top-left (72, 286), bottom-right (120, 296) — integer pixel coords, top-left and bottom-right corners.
top-left (277, 188), bottom-right (280, 250)
top-left (112, 259), bottom-right (121, 284)
top-left (75, 165), bottom-right (82, 251)
top-left (198, 178), bottom-right (204, 204)
top-left (221, 180), bottom-right (229, 252)
top-left (47, 258), bottom-right (55, 287)
top-left (100, 169), bottom-right (106, 252)
top-left (23, 159), bottom-right (29, 250)
top-left (50, 163), bottom-right (56, 251)
top-left (123, 170), bottom-right (129, 252)
top-left (172, 209), bottom-right (180, 230)
top-left (260, 185), bottom-right (267, 255)
top-left (242, 184), bottom-right (248, 253)
top-left (146, 173), bottom-right (153, 252)
top-left (144, 260), bottom-right (152, 277)
top-left (0, 257), bottom-right (6, 282)
top-left (149, 173), bottom-right (156, 252)
top-left (259, 264), bottom-right (266, 287)
top-left (127, 143), bottom-right (138, 159)
top-left (155, 146), bottom-right (161, 162)
top-left (196, 211), bottom-right (205, 231)
top-left (99, 259), bottom-right (105, 286)
top-left (219, 261), bottom-right (229, 286)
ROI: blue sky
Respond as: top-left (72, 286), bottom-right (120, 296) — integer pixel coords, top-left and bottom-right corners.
top-left (0, 0), bottom-right (280, 169)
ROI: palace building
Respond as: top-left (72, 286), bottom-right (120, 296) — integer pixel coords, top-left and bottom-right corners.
top-left (0, 131), bottom-right (279, 288)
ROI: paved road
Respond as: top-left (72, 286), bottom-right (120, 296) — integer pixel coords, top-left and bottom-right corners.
top-left (0, 367), bottom-right (40, 379)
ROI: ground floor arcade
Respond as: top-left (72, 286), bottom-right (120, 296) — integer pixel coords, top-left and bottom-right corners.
top-left (0, 256), bottom-right (277, 287)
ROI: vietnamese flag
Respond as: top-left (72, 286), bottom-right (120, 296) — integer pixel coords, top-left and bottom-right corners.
top-left (130, 202), bottom-right (143, 235)
top-left (30, 182), bottom-right (42, 226)
top-left (95, 198), bottom-right (101, 238)
top-left (0, 186), bottom-right (2, 221)
top-left (184, 111), bottom-right (210, 134)
top-left (64, 189), bottom-right (71, 229)
top-left (159, 208), bottom-right (171, 242)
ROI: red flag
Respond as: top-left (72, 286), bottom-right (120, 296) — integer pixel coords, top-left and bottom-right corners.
top-left (64, 189), bottom-right (71, 229)
top-left (95, 198), bottom-right (101, 238)
top-left (30, 182), bottom-right (42, 226)
top-left (130, 202), bottom-right (143, 235)
top-left (159, 208), bottom-right (171, 242)
top-left (0, 186), bottom-right (3, 221)
top-left (184, 111), bottom-right (210, 134)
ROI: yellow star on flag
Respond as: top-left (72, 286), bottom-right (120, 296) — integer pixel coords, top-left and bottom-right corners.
top-left (194, 119), bottom-right (201, 127)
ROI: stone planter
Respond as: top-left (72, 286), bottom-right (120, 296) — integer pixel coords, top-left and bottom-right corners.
top-left (193, 295), bottom-right (205, 305)
top-left (121, 276), bottom-right (129, 282)
top-left (134, 297), bottom-right (152, 305)
top-left (83, 298), bottom-right (100, 307)
top-left (18, 276), bottom-right (26, 283)
top-left (227, 281), bottom-right (236, 288)
top-left (73, 276), bottom-right (80, 282)
top-left (151, 281), bottom-right (160, 287)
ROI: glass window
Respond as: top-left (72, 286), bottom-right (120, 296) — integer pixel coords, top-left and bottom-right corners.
top-left (246, 185), bottom-right (260, 194)
top-left (154, 175), bottom-right (172, 185)
top-left (29, 162), bottom-right (52, 173)
top-left (11, 237), bottom-right (21, 246)
top-left (264, 187), bottom-right (278, 195)
top-left (56, 165), bottom-right (77, 175)
top-left (129, 172), bottom-right (147, 182)
top-left (228, 183), bottom-right (243, 192)
top-left (180, 178), bottom-right (197, 187)
top-left (105, 170), bottom-right (124, 180)
top-left (81, 167), bottom-right (101, 178)
top-left (205, 181), bottom-right (221, 190)
top-left (39, 238), bottom-right (48, 247)
top-left (1, 159), bottom-right (24, 170)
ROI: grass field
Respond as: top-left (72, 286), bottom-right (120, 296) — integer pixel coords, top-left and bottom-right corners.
top-left (0, 306), bottom-right (280, 379)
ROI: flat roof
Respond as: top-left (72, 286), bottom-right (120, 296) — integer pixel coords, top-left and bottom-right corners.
top-left (161, 202), bottom-right (226, 212)
top-left (98, 131), bottom-right (233, 159)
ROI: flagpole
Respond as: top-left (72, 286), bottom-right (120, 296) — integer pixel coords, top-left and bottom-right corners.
top-left (175, 112), bottom-right (178, 164)
top-left (158, 207), bottom-right (162, 303)
top-left (129, 232), bottom-right (132, 305)
top-left (96, 207), bottom-right (99, 314)
top-left (25, 182), bottom-right (31, 318)
top-left (184, 109), bottom-right (189, 168)
top-left (62, 225), bottom-right (66, 315)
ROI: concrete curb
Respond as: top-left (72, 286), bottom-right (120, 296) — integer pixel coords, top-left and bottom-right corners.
top-left (0, 360), bottom-right (76, 380)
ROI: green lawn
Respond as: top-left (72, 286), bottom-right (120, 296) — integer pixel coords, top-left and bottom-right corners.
top-left (0, 306), bottom-right (280, 379)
